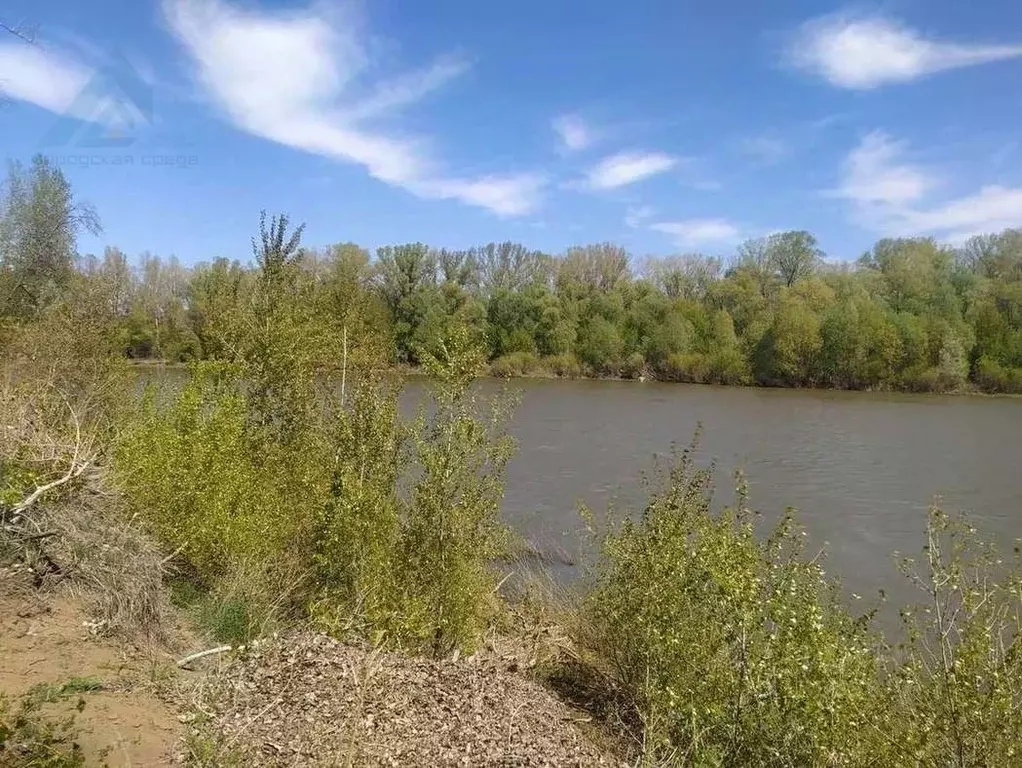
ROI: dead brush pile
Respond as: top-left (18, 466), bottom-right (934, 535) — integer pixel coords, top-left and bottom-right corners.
top-left (0, 373), bottom-right (171, 642)
top-left (187, 632), bottom-right (622, 767)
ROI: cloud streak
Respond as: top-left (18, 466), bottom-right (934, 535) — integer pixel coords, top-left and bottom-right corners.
top-left (650, 218), bottom-right (740, 248)
top-left (832, 132), bottom-right (1022, 242)
top-left (790, 14), bottom-right (1022, 89)
top-left (585, 151), bottom-right (678, 190)
top-left (162, 0), bottom-right (543, 215)
top-left (552, 114), bottom-right (591, 152)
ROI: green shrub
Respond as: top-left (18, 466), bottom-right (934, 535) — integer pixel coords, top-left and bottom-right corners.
top-left (887, 508), bottom-right (1022, 765)
top-left (663, 352), bottom-right (711, 383)
top-left (974, 356), bottom-right (1022, 394)
top-left (398, 323), bottom-right (517, 655)
top-left (621, 352), bottom-right (646, 379)
top-left (115, 363), bottom-right (327, 600)
top-left (490, 351), bottom-right (540, 378)
top-left (708, 346), bottom-right (752, 386)
top-left (0, 691), bottom-right (85, 768)
top-left (581, 445), bottom-right (886, 764)
top-left (540, 353), bottom-right (583, 378)
top-left (312, 376), bottom-right (405, 638)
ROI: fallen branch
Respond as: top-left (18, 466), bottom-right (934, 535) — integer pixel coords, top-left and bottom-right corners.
top-left (2, 527), bottom-right (58, 541)
top-left (10, 461), bottom-right (90, 517)
top-left (10, 395), bottom-right (91, 517)
top-left (177, 645), bottom-right (234, 668)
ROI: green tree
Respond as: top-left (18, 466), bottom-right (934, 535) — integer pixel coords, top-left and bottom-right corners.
top-left (767, 230), bottom-right (823, 287)
top-left (0, 156), bottom-right (101, 318)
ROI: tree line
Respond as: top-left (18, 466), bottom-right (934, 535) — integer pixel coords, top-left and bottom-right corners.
top-left (3, 154), bottom-right (1022, 393)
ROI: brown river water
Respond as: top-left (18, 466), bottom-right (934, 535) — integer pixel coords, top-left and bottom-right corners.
top-left (415, 378), bottom-right (1022, 616)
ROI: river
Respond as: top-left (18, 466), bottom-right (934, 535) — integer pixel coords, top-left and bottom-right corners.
top-left (449, 378), bottom-right (1022, 614)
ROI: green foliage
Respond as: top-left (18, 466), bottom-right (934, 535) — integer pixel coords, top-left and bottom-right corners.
top-left (0, 679), bottom-right (101, 768)
top-left (0, 155), bottom-right (101, 321)
top-left (582, 446), bottom-right (884, 764)
top-left (0, 693), bottom-right (84, 768)
top-left (887, 508), bottom-right (1022, 766)
top-left (312, 375), bottom-right (405, 638)
top-left (116, 364), bottom-right (325, 588)
top-left (490, 351), bottom-right (541, 378)
top-left (581, 446), bottom-right (1022, 765)
top-left (398, 322), bottom-right (517, 654)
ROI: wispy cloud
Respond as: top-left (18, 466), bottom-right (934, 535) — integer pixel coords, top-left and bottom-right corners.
top-left (829, 131), bottom-right (937, 207)
top-left (740, 135), bottom-right (789, 167)
top-left (789, 13), bottom-right (1022, 89)
top-left (624, 205), bottom-right (656, 228)
top-left (650, 218), bottom-right (740, 248)
top-left (552, 113), bottom-right (591, 152)
top-left (0, 42), bottom-right (91, 113)
top-left (585, 151), bottom-right (678, 190)
top-left (0, 39), bottom-right (154, 145)
top-left (162, 0), bottom-right (543, 215)
top-left (831, 131), bottom-right (1022, 242)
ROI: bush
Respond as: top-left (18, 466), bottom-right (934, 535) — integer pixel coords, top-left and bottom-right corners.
top-left (974, 356), bottom-right (1022, 394)
top-left (621, 352), bottom-right (646, 380)
top-left (708, 346), bottom-right (752, 386)
top-left (490, 351), bottom-right (540, 378)
top-left (312, 376), bottom-right (405, 639)
top-left (540, 353), bottom-right (583, 378)
top-left (662, 352), bottom-right (711, 383)
top-left (0, 693), bottom-right (84, 768)
top-left (887, 508), bottom-right (1022, 765)
top-left (115, 363), bottom-right (327, 616)
top-left (398, 324), bottom-right (517, 654)
top-left (581, 445), bottom-right (886, 764)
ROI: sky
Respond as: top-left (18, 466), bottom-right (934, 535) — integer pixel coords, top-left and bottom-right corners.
top-left (1, 0), bottom-right (1021, 265)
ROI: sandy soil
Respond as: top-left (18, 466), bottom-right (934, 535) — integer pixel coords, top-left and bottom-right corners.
top-left (0, 581), bottom-right (184, 766)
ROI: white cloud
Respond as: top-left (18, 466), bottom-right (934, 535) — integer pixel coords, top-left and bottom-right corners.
top-left (830, 131), bottom-right (937, 206)
top-left (740, 136), bottom-right (788, 166)
top-left (909, 187), bottom-right (1022, 244)
top-left (625, 205), bottom-right (656, 228)
top-left (585, 151), bottom-right (678, 190)
top-left (0, 41), bottom-right (153, 144)
top-left (790, 14), bottom-right (1022, 89)
top-left (0, 42), bottom-right (90, 113)
top-left (650, 218), bottom-right (740, 247)
top-left (552, 114), bottom-right (591, 152)
top-left (831, 132), bottom-right (1022, 241)
top-left (162, 0), bottom-right (543, 215)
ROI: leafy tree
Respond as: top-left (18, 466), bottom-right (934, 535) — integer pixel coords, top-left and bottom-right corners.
top-left (766, 230), bottom-right (823, 287)
top-left (0, 156), bottom-right (101, 318)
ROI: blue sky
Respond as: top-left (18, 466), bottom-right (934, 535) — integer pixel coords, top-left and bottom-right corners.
top-left (2, 0), bottom-right (1021, 264)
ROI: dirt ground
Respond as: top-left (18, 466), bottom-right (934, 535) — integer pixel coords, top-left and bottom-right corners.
top-left (0, 581), bottom-right (185, 766)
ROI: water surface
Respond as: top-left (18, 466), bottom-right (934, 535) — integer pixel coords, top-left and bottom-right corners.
top-left (460, 378), bottom-right (1022, 613)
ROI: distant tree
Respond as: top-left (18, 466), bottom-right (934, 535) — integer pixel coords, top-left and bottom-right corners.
top-left (0, 155), bottom-right (101, 318)
top-left (644, 253), bottom-right (721, 300)
top-left (767, 230), bottom-right (823, 288)
top-left (374, 244), bottom-right (438, 363)
top-left (477, 242), bottom-right (545, 296)
top-left (958, 229), bottom-right (1022, 282)
top-left (558, 243), bottom-right (630, 298)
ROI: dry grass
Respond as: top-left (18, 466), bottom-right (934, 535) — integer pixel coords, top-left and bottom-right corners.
top-left (1, 373), bottom-right (173, 643)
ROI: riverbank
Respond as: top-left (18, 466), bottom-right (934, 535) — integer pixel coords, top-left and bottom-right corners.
top-left (129, 356), bottom-right (1022, 398)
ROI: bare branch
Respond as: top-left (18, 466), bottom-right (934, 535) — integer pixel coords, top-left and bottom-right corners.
top-left (177, 645), bottom-right (234, 668)
top-left (1, 20), bottom-right (36, 44)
